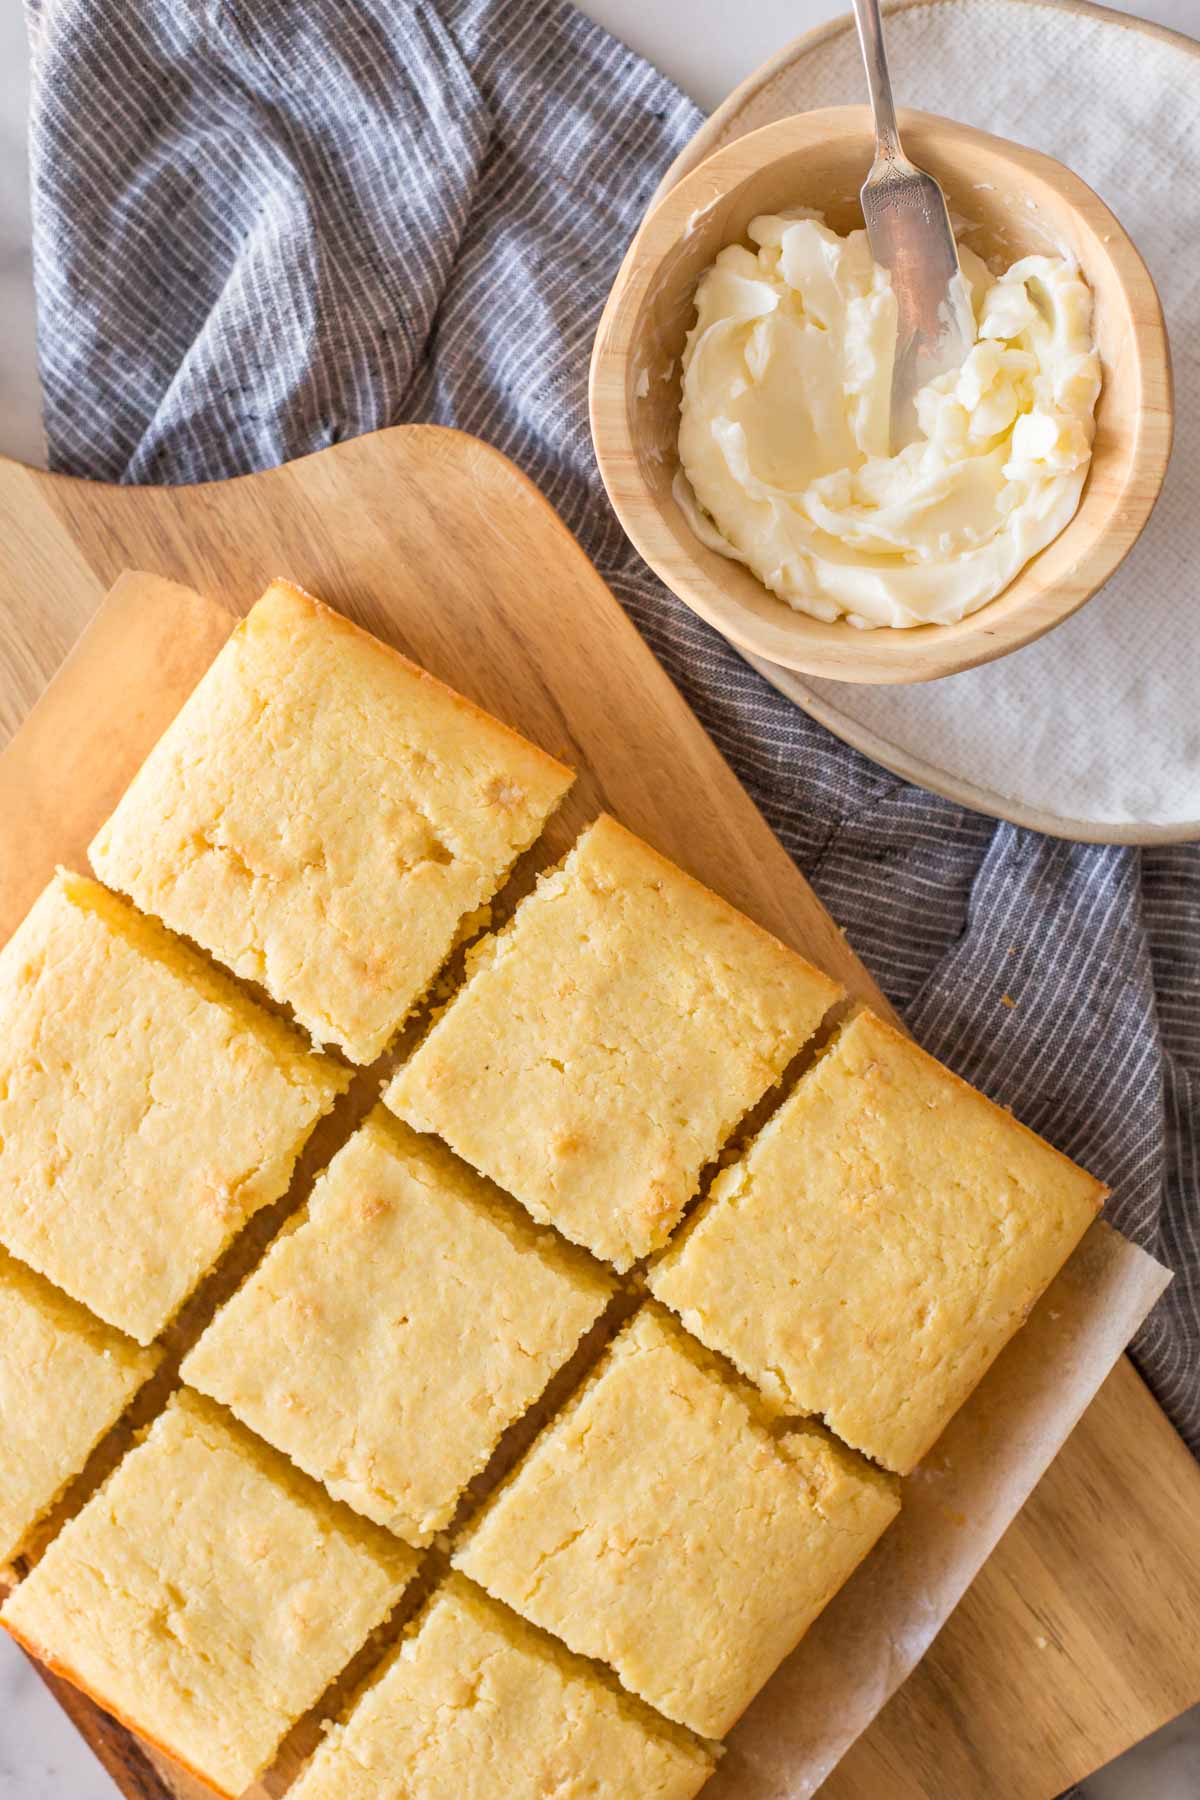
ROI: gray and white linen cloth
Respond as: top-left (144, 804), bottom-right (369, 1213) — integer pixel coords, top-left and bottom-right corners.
top-left (25, 0), bottom-right (1198, 1463)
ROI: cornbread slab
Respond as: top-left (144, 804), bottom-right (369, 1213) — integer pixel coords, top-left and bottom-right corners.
top-left (89, 580), bottom-right (573, 1064)
top-left (182, 1108), bottom-right (612, 1545)
top-left (389, 814), bottom-right (841, 1267)
top-left (0, 1249), bottom-right (158, 1571)
top-left (1, 1391), bottom-right (416, 1799)
top-left (454, 1304), bottom-right (898, 1739)
top-left (0, 466), bottom-right (1187, 1800)
top-left (290, 1574), bottom-right (715, 1800)
top-left (0, 870), bottom-right (347, 1344)
top-left (651, 1008), bottom-right (1107, 1474)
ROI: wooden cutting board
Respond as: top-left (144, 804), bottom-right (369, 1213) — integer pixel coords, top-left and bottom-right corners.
top-left (1, 425), bottom-right (1198, 1800)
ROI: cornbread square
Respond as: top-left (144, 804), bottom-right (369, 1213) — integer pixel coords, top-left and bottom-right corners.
top-left (0, 1249), bottom-right (159, 1570)
top-left (651, 1008), bottom-right (1107, 1474)
top-left (183, 1109), bottom-right (611, 1544)
top-left (389, 815), bottom-right (840, 1267)
top-left (454, 1305), bottom-right (898, 1738)
top-left (291, 1575), bottom-right (714, 1800)
top-left (89, 580), bottom-right (573, 1064)
top-left (0, 871), bottom-right (347, 1343)
top-left (1, 1390), bottom-right (416, 1799)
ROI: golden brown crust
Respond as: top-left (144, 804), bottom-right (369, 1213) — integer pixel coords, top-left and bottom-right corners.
top-left (0, 1618), bottom-right (236, 1800)
top-left (848, 1008), bottom-right (1109, 1200)
top-left (454, 1303), bottom-right (898, 1738)
top-left (652, 1007), bottom-right (1106, 1472)
top-left (182, 1108), bottom-right (611, 1543)
top-left (391, 813), bottom-right (841, 1267)
top-left (288, 1573), bottom-right (714, 1800)
top-left (0, 871), bottom-right (346, 1344)
top-left (0, 1393), bottom-right (415, 1796)
top-left (0, 1247), bottom-right (159, 1569)
top-left (90, 580), bottom-right (574, 1064)
top-left (265, 581), bottom-right (574, 778)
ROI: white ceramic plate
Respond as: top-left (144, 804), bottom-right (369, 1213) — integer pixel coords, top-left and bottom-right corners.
top-left (655, 0), bottom-right (1200, 844)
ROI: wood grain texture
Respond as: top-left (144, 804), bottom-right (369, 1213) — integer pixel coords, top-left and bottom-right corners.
top-left (31, 1664), bottom-right (178, 1800)
top-left (590, 105), bottom-right (1173, 685)
top-left (0, 426), bottom-right (1197, 1798)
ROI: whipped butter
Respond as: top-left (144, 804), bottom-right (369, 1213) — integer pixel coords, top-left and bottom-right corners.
top-left (676, 214), bottom-right (1100, 629)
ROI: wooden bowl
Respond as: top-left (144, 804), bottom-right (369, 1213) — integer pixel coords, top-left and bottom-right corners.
top-left (589, 107), bottom-right (1172, 684)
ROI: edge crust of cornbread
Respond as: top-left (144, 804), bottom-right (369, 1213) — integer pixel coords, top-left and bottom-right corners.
top-left (0, 869), bottom-right (348, 1344)
top-left (651, 1007), bottom-right (1107, 1473)
top-left (290, 1573), bottom-right (715, 1800)
top-left (0, 1390), bottom-right (417, 1798)
top-left (453, 1304), bottom-right (898, 1738)
top-left (89, 580), bottom-right (574, 1064)
top-left (182, 1108), bottom-right (612, 1543)
top-left (389, 813), bottom-right (842, 1268)
top-left (0, 1248), bottom-right (159, 1571)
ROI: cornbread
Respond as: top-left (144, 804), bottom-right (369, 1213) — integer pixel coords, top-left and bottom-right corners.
top-left (0, 871), bottom-right (347, 1344)
top-left (389, 815), bottom-right (840, 1267)
top-left (0, 1249), bottom-right (158, 1570)
top-left (454, 1305), bottom-right (898, 1738)
top-left (183, 1109), bottom-right (611, 1543)
top-left (1, 1391), bottom-right (416, 1798)
top-left (89, 580), bottom-right (573, 1064)
top-left (290, 1574), bottom-right (715, 1800)
top-left (651, 1008), bottom-right (1106, 1473)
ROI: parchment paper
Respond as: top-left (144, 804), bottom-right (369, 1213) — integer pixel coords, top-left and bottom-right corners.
top-left (0, 572), bottom-right (1174, 1796)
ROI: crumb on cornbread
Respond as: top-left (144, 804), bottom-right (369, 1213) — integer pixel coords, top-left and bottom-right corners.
top-left (650, 1008), bottom-right (1107, 1474)
top-left (182, 1108), bottom-right (612, 1545)
top-left (290, 1573), bottom-right (715, 1800)
top-left (88, 580), bottom-right (574, 1065)
top-left (0, 1390), bottom-right (416, 1799)
top-left (0, 1248), bottom-right (159, 1571)
top-left (453, 1304), bottom-right (898, 1739)
top-left (0, 870), bottom-right (348, 1345)
top-left (388, 815), bottom-right (841, 1268)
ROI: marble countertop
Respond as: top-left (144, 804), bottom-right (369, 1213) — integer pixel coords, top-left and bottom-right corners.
top-left (1, 2), bottom-right (1198, 1797)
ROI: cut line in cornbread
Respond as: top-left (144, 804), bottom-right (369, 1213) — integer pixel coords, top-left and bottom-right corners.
top-left (289, 1573), bottom-right (715, 1800)
top-left (182, 1108), bottom-right (612, 1545)
top-left (0, 1248), bottom-right (159, 1571)
top-left (388, 814), bottom-right (841, 1268)
top-left (0, 1390), bottom-right (417, 1800)
top-left (89, 580), bottom-right (574, 1064)
top-left (651, 1008), bottom-right (1107, 1474)
top-left (453, 1304), bottom-right (898, 1739)
top-left (0, 870), bottom-right (348, 1344)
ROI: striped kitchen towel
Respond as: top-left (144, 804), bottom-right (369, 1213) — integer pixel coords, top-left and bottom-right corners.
top-left (25, 0), bottom-right (1197, 1482)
